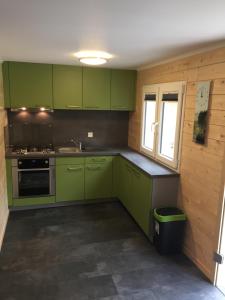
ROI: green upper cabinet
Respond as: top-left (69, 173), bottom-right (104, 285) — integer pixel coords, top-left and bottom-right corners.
top-left (53, 65), bottom-right (82, 109)
top-left (1, 62), bottom-right (10, 108)
top-left (111, 69), bottom-right (137, 111)
top-left (8, 62), bottom-right (53, 109)
top-left (83, 67), bottom-right (110, 110)
top-left (2, 61), bottom-right (136, 111)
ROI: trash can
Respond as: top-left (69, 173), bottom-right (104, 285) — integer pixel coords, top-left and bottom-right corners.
top-left (154, 207), bottom-right (186, 255)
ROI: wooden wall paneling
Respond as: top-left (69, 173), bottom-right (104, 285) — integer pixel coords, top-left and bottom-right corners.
top-left (129, 47), bottom-right (225, 281)
top-left (197, 62), bottom-right (225, 80)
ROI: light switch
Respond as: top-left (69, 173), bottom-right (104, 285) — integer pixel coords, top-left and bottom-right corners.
top-left (88, 132), bottom-right (94, 138)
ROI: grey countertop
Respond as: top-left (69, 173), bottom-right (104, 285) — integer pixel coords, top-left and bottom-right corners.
top-left (5, 147), bottom-right (179, 178)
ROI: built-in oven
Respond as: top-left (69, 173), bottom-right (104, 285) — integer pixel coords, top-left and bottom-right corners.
top-left (12, 158), bottom-right (55, 198)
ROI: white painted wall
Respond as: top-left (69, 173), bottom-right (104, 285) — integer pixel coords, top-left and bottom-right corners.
top-left (0, 63), bottom-right (9, 249)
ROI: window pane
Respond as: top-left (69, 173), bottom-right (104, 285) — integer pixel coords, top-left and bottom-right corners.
top-left (143, 101), bottom-right (156, 151)
top-left (159, 101), bottom-right (178, 160)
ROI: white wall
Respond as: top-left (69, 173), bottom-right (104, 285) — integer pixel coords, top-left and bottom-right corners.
top-left (0, 63), bottom-right (9, 249)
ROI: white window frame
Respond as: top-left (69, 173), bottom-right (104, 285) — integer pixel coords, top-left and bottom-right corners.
top-left (141, 84), bottom-right (159, 157)
top-left (140, 81), bottom-right (185, 170)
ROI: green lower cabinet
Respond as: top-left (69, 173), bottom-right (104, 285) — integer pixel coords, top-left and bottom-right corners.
top-left (56, 164), bottom-right (85, 202)
top-left (114, 157), bottom-right (152, 236)
top-left (120, 160), bottom-right (133, 209)
top-left (130, 167), bottom-right (152, 236)
top-left (85, 159), bottom-right (113, 200)
top-left (112, 156), bottom-right (121, 197)
top-left (6, 159), bottom-right (13, 206)
top-left (13, 196), bottom-right (55, 207)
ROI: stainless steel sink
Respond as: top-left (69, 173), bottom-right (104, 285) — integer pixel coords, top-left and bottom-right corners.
top-left (57, 147), bottom-right (81, 153)
top-left (57, 146), bottom-right (109, 154)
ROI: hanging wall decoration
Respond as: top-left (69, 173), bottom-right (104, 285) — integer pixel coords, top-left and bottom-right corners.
top-left (193, 81), bottom-right (211, 144)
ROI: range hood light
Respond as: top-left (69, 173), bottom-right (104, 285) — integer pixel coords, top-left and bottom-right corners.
top-left (40, 107), bottom-right (46, 111)
top-left (20, 107), bottom-right (27, 111)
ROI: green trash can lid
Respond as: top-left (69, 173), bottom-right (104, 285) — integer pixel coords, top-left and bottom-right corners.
top-left (154, 207), bottom-right (186, 222)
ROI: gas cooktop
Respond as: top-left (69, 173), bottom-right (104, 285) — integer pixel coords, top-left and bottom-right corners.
top-left (11, 146), bottom-right (55, 155)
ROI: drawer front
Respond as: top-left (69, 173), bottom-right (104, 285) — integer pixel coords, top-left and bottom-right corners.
top-left (56, 157), bottom-right (85, 165)
top-left (85, 156), bottom-right (112, 164)
top-left (13, 196), bottom-right (56, 207)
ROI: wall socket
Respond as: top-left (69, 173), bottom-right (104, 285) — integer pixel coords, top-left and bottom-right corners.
top-left (88, 132), bottom-right (94, 138)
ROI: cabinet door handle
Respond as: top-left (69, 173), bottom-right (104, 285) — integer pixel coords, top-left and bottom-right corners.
top-left (66, 105), bottom-right (81, 108)
top-left (126, 164), bottom-right (141, 177)
top-left (133, 170), bottom-right (141, 178)
top-left (86, 166), bottom-right (101, 171)
top-left (67, 167), bottom-right (83, 171)
top-left (84, 106), bottom-right (100, 109)
top-left (126, 164), bottom-right (132, 171)
top-left (113, 106), bottom-right (127, 109)
top-left (91, 159), bottom-right (106, 162)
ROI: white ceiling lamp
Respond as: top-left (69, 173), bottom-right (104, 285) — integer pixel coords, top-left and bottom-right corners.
top-left (75, 51), bottom-right (112, 66)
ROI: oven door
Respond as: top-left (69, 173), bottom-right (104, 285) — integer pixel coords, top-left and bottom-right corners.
top-left (13, 168), bottom-right (54, 198)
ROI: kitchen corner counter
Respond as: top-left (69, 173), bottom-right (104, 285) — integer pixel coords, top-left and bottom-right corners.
top-left (119, 150), bottom-right (178, 178)
top-left (5, 147), bottom-right (179, 178)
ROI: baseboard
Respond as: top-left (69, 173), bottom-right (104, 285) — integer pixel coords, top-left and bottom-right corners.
top-left (10, 197), bottom-right (119, 211)
top-left (0, 208), bottom-right (9, 250)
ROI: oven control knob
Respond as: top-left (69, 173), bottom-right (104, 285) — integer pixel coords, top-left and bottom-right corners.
top-left (45, 160), bottom-right (48, 164)
top-left (18, 161), bottom-right (22, 165)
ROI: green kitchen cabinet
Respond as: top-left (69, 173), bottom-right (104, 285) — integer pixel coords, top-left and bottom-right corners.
top-left (53, 65), bottom-right (82, 109)
top-left (85, 157), bottom-right (113, 199)
top-left (8, 62), bottom-right (53, 108)
top-left (114, 157), bottom-right (152, 236)
top-left (130, 165), bottom-right (152, 236)
top-left (111, 69), bottom-right (137, 111)
top-left (13, 196), bottom-right (55, 207)
top-left (2, 62), bottom-right (10, 108)
top-left (120, 159), bottom-right (133, 209)
top-left (83, 67), bottom-right (110, 110)
top-left (112, 156), bottom-right (121, 197)
top-left (56, 158), bottom-right (85, 202)
top-left (5, 159), bottom-right (13, 206)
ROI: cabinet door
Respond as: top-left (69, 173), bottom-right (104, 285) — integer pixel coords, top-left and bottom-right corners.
top-left (2, 62), bottom-right (10, 108)
top-left (9, 62), bottom-right (53, 108)
top-left (131, 167), bottom-right (152, 236)
top-left (83, 67), bottom-right (110, 110)
top-left (6, 159), bottom-right (13, 206)
top-left (111, 69), bottom-right (136, 111)
top-left (85, 163), bottom-right (112, 199)
top-left (122, 161), bottom-right (133, 210)
top-left (56, 164), bottom-right (84, 202)
top-left (53, 65), bottom-right (82, 109)
top-left (112, 156), bottom-right (120, 197)
top-left (119, 159), bottom-right (132, 208)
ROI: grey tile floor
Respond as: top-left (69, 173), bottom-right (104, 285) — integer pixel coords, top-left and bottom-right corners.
top-left (0, 201), bottom-right (224, 300)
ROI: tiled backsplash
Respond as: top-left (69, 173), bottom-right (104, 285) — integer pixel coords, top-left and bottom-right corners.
top-left (7, 110), bottom-right (129, 148)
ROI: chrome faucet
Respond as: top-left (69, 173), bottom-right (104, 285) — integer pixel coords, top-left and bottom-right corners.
top-left (70, 138), bottom-right (82, 151)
